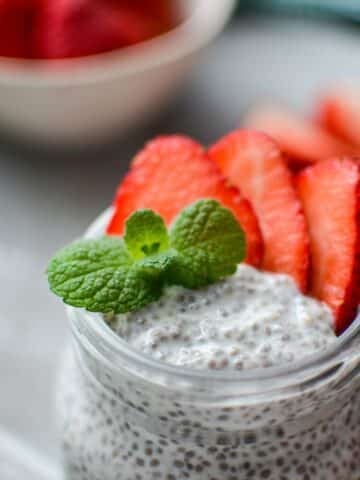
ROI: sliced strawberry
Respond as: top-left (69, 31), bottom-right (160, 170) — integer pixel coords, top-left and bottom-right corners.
top-left (245, 105), bottom-right (355, 168)
top-left (209, 129), bottom-right (309, 292)
top-left (107, 135), bottom-right (264, 266)
top-left (317, 87), bottom-right (360, 149)
top-left (296, 158), bottom-right (360, 334)
top-left (33, 0), bottom-right (172, 59)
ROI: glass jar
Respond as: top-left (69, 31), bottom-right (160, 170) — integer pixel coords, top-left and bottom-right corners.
top-left (56, 209), bottom-right (360, 480)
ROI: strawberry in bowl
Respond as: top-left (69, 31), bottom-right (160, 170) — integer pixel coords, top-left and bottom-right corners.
top-left (0, 0), bottom-right (236, 145)
top-left (0, 0), bottom-right (177, 59)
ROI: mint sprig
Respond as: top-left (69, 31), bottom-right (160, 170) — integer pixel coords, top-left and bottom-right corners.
top-left (47, 199), bottom-right (246, 314)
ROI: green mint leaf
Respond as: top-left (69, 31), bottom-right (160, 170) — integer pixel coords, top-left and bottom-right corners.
top-left (169, 199), bottom-right (246, 288)
top-left (47, 237), bottom-right (164, 314)
top-left (47, 200), bottom-right (247, 315)
top-left (137, 249), bottom-right (178, 278)
top-left (124, 210), bottom-right (169, 260)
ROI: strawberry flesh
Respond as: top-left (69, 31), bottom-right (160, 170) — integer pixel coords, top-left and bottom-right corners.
top-left (246, 105), bottom-right (355, 168)
top-left (317, 87), bottom-right (360, 149)
top-left (107, 135), bottom-right (264, 267)
top-left (296, 158), bottom-right (360, 334)
top-left (209, 129), bottom-right (309, 292)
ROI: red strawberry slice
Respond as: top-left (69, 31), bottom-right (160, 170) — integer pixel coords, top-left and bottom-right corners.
top-left (245, 105), bottom-right (355, 168)
top-left (33, 0), bottom-right (172, 59)
top-left (209, 129), bottom-right (309, 292)
top-left (317, 87), bottom-right (360, 149)
top-left (296, 158), bottom-right (360, 334)
top-left (107, 135), bottom-right (264, 267)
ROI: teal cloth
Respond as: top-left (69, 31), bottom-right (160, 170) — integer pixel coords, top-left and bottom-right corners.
top-left (237, 0), bottom-right (360, 21)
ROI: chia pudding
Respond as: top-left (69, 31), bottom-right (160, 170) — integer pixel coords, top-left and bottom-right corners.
top-left (57, 262), bottom-right (360, 480)
top-left (110, 265), bottom-right (335, 370)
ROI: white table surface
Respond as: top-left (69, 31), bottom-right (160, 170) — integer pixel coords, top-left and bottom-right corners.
top-left (1, 14), bottom-right (360, 472)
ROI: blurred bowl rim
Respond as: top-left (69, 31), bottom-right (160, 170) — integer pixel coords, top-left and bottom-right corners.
top-left (0, 0), bottom-right (236, 87)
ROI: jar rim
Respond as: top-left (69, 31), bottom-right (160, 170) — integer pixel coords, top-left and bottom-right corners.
top-left (67, 207), bottom-right (360, 397)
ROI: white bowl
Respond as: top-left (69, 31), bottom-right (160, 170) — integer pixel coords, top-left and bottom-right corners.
top-left (0, 0), bottom-right (236, 146)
